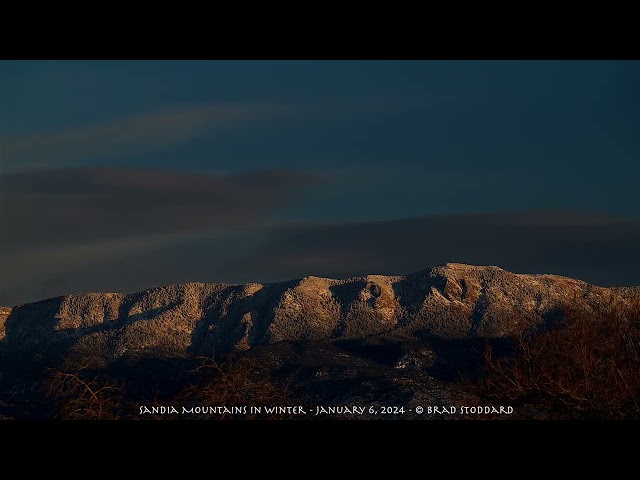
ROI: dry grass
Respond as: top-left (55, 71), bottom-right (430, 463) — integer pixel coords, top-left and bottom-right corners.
top-left (477, 295), bottom-right (640, 419)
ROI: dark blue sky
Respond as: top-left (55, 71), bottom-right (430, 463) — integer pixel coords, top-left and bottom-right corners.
top-left (1, 61), bottom-right (640, 304)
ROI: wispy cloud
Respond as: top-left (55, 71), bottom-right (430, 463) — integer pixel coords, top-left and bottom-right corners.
top-left (1, 166), bottom-right (320, 253)
top-left (0, 96), bottom-right (445, 172)
top-left (1, 104), bottom-right (297, 171)
top-left (4, 208), bottom-right (640, 307)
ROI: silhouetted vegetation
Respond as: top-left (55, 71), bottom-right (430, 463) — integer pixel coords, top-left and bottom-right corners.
top-left (176, 355), bottom-right (291, 419)
top-left (476, 295), bottom-right (640, 419)
top-left (44, 358), bottom-right (125, 420)
top-left (41, 353), bottom-right (291, 420)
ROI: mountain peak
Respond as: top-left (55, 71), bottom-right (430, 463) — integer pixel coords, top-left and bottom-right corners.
top-left (0, 264), bottom-right (636, 367)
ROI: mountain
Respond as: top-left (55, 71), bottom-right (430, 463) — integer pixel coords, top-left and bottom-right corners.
top-left (2, 263), bottom-right (639, 420)
top-left (2, 263), bottom-right (636, 369)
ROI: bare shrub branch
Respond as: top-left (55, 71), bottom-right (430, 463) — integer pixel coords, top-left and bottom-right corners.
top-left (43, 360), bottom-right (124, 420)
top-left (177, 355), bottom-right (291, 419)
top-left (477, 295), bottom-right (640, 419)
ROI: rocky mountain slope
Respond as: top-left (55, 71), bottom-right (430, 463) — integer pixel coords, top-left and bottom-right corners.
top-left (1, 263), bottom-right (636, 369)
